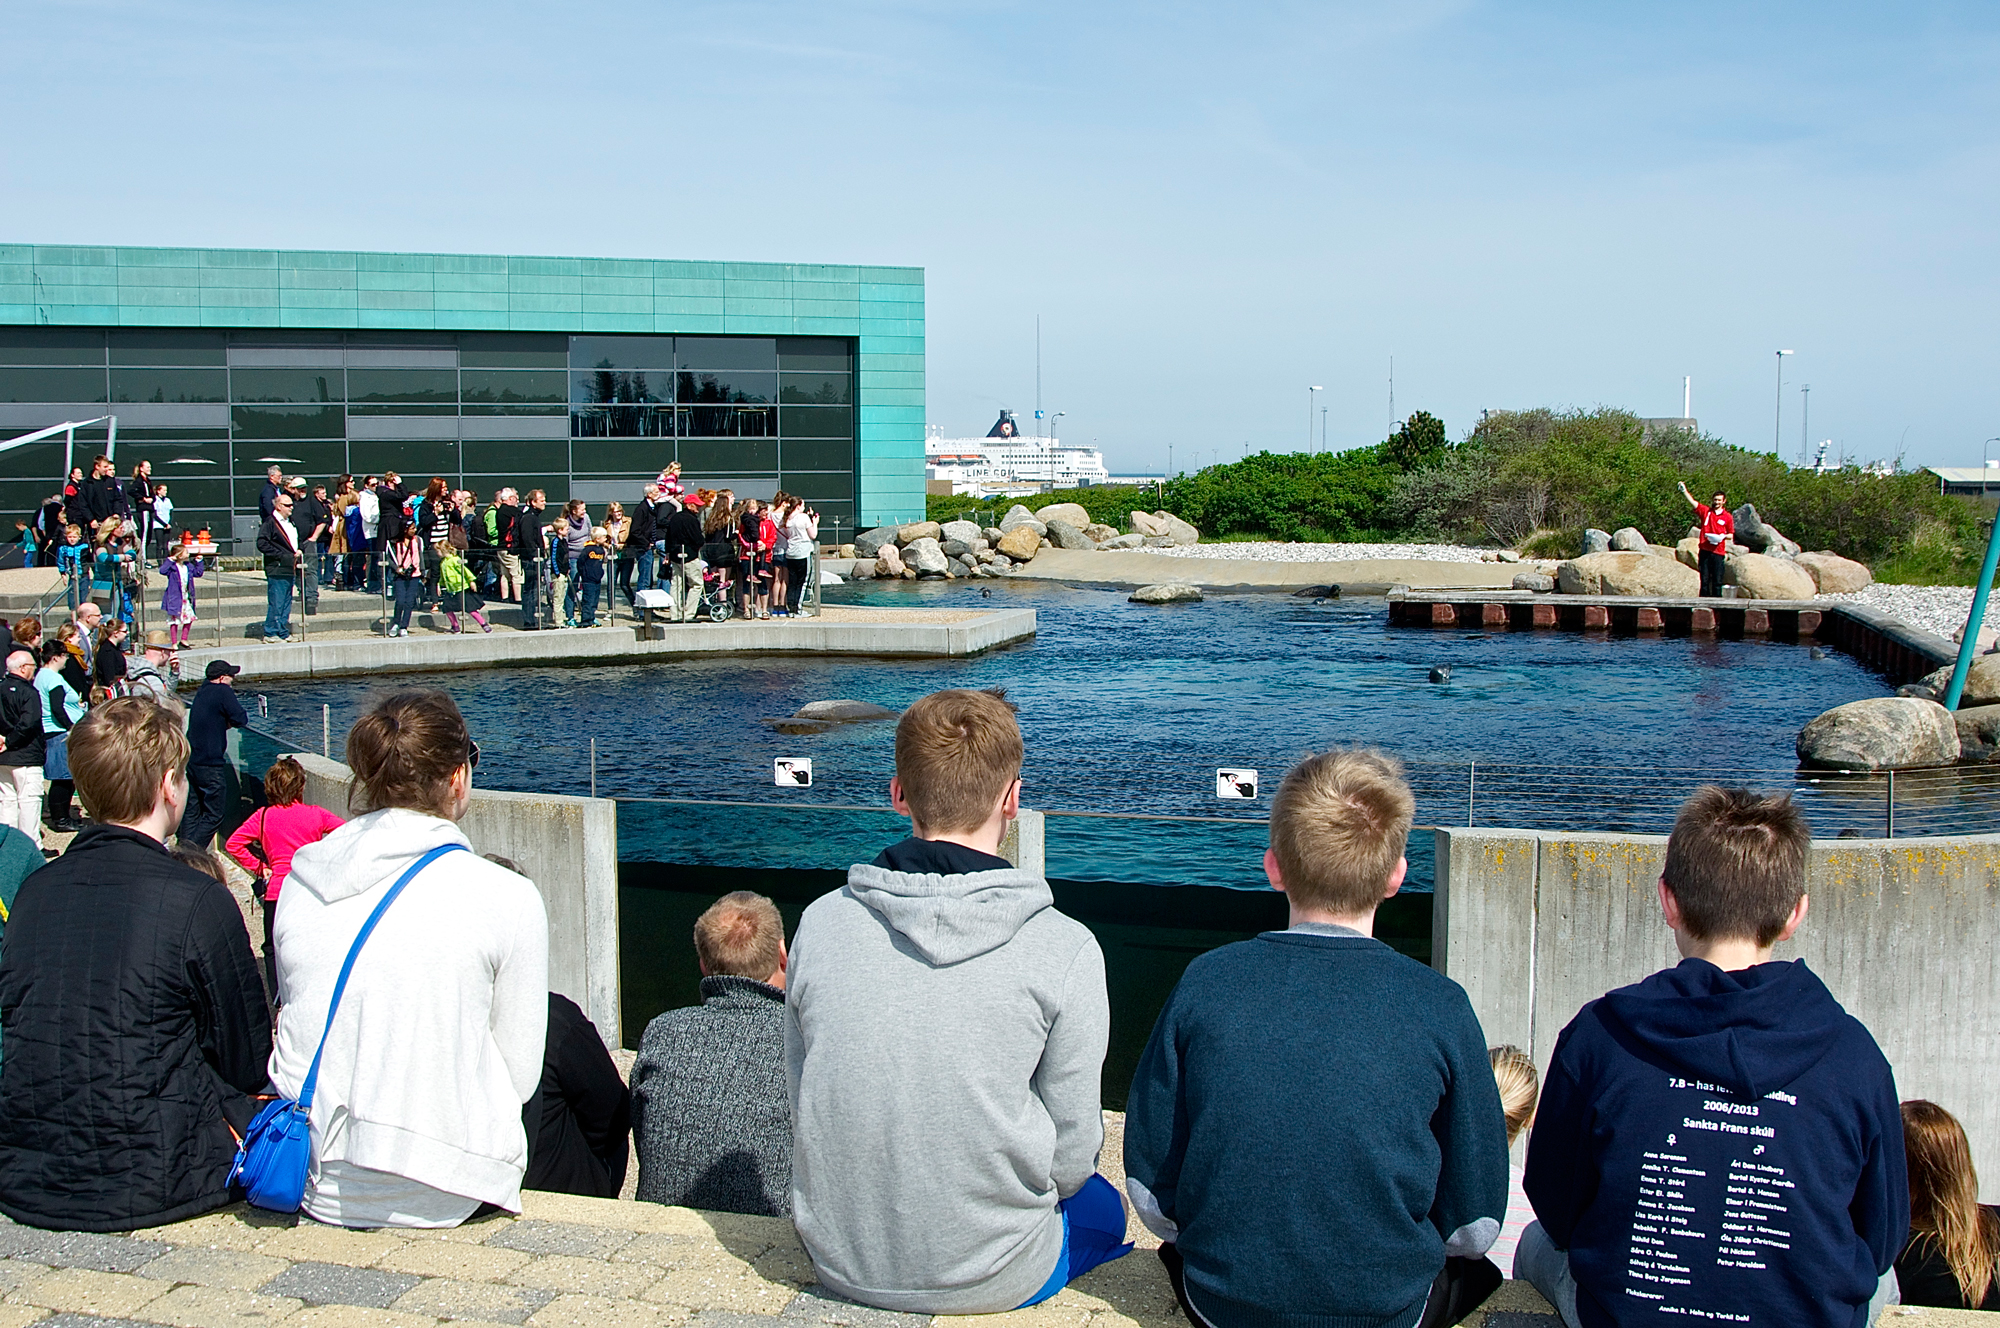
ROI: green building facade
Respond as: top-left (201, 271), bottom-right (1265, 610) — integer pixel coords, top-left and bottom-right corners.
top-left (0, 244), bottom-right (925, 546)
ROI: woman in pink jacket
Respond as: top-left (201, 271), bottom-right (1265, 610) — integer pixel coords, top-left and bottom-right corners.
top-left (226, 755), bottom-right (344, 1000)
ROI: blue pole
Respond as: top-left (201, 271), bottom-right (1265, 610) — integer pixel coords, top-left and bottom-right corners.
top-left (1942, 515), bottom-right (2000, 709)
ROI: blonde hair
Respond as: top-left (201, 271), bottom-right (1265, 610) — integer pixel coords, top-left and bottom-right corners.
top-left (68, 697), bottom-right (191, 826)
top-left (1268, 748), bottom-right (1415, 916)
top-left (893, 689), bottom-right (1023, 835)
top-left (693, 892), bottom-right (785, 980)
top-left (1489, 1045), bottom-right (1539, 1146)
top-left (1904, 1100), bottom-right (2000, 1305)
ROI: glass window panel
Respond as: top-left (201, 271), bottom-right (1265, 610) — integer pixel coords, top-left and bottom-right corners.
top-left (682, 404), bottom-right (777, 437)
top-left (676, 370), bottom-right (774, 405)
top-left (0, 329), bottom-right (105, 366)
top-left (779, 405), bottom-right (852, 438)
top-left (778, 337), bottom-right (851, 371)
top-left (0, 367), bottom-right (107, 403)
top-left (111, 368), bottom-right (228, 404)
top-left (108, 329), bottom-right (227, 366)
top-left (231, 405), bottom-right (345, 439)
top-left (230, 368), bottom-right (341, 403)
top-left (460, 369), bottom-right (566, 404)
top-left (347, 330), bottom-right (456, 347)
top-left (345, 441), bottom-right (462, 478)
top-left (230, 442), bottom-right (350, 481)
top-left (783, 472), bottom-right (853, 502)
top-left (459, 332), bottom-right (569, 368)
top-left (569, 403), bottom-right (673, 438)
top-left (459, 404), bottom-right (566, 417)
top-left (345, 403), bottom-right (457, 417)
top-left (569, 370), bottom-right (669, 406)
top-left (676, 438), bottom-right (777, 472)
top-left (462, 440), bottom-right (571, 473)
top-left (780, 439), bottom-right (855, 472)
top-left (570, 439), bottom-right (671, 475)
top-left (105, 428), bottom-right (231, 441)
top-left (569, 335), bottom-right (675, 372)
top-left (779, 373), bottom-right (851, 405)
top-left (346, 368), bottom-right (457, 404)
top-left (674, 337), bottom-right (776, 371)
top-left (0, 442), bottom-right (70, 482)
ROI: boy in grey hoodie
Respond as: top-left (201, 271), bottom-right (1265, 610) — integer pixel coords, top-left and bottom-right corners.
top-left (785, 688), bottom-right (1128, 1313)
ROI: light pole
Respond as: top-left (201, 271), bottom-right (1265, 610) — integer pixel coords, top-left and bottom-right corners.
top-left (1308, 386), bottom-right (1322, 450)
top-left (1799, 385), bottom-right (1810, 465)
top-left (1774, 350), bottom-right (1794, 454)
top-left (1322, 406), bottom-right (1328, 449)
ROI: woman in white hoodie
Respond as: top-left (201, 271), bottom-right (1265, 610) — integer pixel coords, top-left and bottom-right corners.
top-left (271, 689), bottom-right (548, 1228)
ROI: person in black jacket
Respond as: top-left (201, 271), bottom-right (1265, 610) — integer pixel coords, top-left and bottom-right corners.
top-left (0, 697), bottom-right (271, 1231)
top-left (524, 991), bottom-right (633, 1199)
top-left (0, 648), bottom-right (46, 844)
top-left (629, 487), bottom-right (662, 599)
top-left (255, 491), bottom-right (303, 644)
top-left (177, 660), bottom-right (248, 849)
top-left (662, 495), bottom-right (708, 623)
top-left (256, 464), bottom-right (285, 521)
top-left (511, 490), bottom-right (551, 630)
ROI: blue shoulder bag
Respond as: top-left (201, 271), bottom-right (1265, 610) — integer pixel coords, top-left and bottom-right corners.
top-left (230, 842), bottom-right (469, 1212)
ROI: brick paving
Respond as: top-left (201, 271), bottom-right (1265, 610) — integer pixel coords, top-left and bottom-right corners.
top-left (0, 1189), bottom-right (1985, 1326)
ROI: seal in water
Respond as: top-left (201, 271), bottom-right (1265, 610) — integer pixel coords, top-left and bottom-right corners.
top-left (1429, 666), bottom-right (1452, 684)
top-left (1809, 647), bottom-right (1829, 660)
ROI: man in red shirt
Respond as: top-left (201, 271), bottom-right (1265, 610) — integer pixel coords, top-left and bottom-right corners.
top-left (1680, 483), bottom-right (1734, 597)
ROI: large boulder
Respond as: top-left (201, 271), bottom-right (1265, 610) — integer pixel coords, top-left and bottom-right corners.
top-left (1511, 571), bottom-right (1555, 592)
top-left (998, 505), bottom-right (1046, 535)
top-left (996, 525), bottom-right (1043, 562)
top-left (1556, 551), bottom-right (1700, 597)
top-left (1035, 502), bottom-right (1092, 530)
top-left (854, 526), bottom-right (899, 559)
top-left (1724, 552), bottom-right (1817, 600)
top-left (1157, 512), bottom-right (1201, 546)
top-left (1610, 527), bottom-right (1649, 552)
top-left (1083, 522), bottom-right (1118, 543)
top-left (873, 544), bottom-right (905, 578)
top-left (1129, 583), bottom-right (1203, 604)
top-left (1130, 511), bottom-right (1168, 537)
top-left (1794, 551), bottom-right (1872, 594)
top-left (902, 536), bottom-right (949, 576)
top-left (1581, 528), bottom-right (1612, 556)
top-left (1954, 705), bottom-right (2000, 761)
top-left (982, 526), bottom-right (1005, 544)
top-left (1731, 503), bottom-right (1771, 550)
top-left (1797, 698), bottom-right (1959, 769)
top-left (1044, 518), bottom-right (1097, 551)
top-left (896, 520), bottom-right (941, 545)
top-left (941, 538), bottom-right (974, 559)
top-left (1916, 656), bottom-right (2000, 707)
top-left (940, 519), bottom-right (983, 546)
top-left (1100, 532), bottom-right (1146, 550)
top-left (1674, 537), bottom-right (1699, 569)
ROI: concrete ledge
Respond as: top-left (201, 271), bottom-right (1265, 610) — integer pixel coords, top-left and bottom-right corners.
top-left (172, 609), bottom-right (1036, 684)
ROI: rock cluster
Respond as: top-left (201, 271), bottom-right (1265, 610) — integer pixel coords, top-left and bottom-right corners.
top-left (1511, 504), bottom-right (1873, 602)
top-left (852, 505), bottom-right (1202, 578)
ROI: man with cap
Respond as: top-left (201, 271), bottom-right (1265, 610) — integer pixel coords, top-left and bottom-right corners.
top-left (176, 661), bottom-right (247, 850)
top-left (125, 631), bottom-right (183, 712)
top-left (663, 493), bottom-right (708, 623)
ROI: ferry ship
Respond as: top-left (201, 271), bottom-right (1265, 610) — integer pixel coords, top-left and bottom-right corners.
top-left (925, 412), bottom-right (1111, 495)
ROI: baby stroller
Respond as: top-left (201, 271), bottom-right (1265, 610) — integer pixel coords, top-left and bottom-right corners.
top-left (698, 547), bottom-right (735, 622)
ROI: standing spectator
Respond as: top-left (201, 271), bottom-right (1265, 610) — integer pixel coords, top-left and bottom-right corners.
top-left (257, 464), bottom-right (285, 521)
top-left (439, 545), bottom-right (492, 634)
top-left (0, 698), bottom-right (271, 1230)
top-left (0, 648), bottom-right (45, 845)
top-left (1125, 749), bottom-right (1506, 1328)
top-left (175, 660), bottom-right (247, 849)
top-left (298, 481), bottom-right (332, 616)
top-left (784, 689), bottom-right (1119, 1313)
top-left (701, 491), bottom-right (737, 610)
top-left (34, 641), bottom-right (84, 833)
top-left (523, 992), bottom-right (632, 1200)
top-left (387, 521), bottom-right (425, 637)
top-left (663, 494), bottom-right (708, 623)
top-left (124, 462), bottom-right (154, 552)
top-left (492, 489), bottom-right (522, 604)
top-left (736, 500), bottom-right (769, 621)
top-left (327, 475), bottom-right (357, 588)
top-left (356, 475), bottom-right (383, 591)
top-left (574, 527), bottom-right (609, 627)
top-left (558, 499), bottom-right (590, 623)
top-left (124, 631), bottom-right (182, 710)
top-left (272, 688), bottom-right (547, 1228)
top-left (225, 755), bottom-right (344, 999)
top-left (631, 485), bottom-right (663, 595)
top-left (633, 891), bottom-right (793, 1215)
top-left (783, 497), bottom-right (820, 617)
top-left (1518, 786), bottom-right (1906, 1327)
top-left (1680, 483), bottom-right (1735, 599)
top-left (604, 501), bottom-right (635, 606)
top-left (512, 489), bottom-right (551, 630)
top-left (92, 619), bottom-right (129, 694)
top-left (1896, 1100), bottom-right (2000, 1310)
top-left (54, 524), bottom-right (86, 613)
top-left (256, 489), bottom-right (303, 644)
top-left (1487, 1045), bottom-right (1541, 1275)
top-left (160, 540), bottom-right (204, 647)
top-left (147, 482), bottom-right (174, 562)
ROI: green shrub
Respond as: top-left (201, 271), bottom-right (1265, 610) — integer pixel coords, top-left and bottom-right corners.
top-left (924, 486), bottom-right (1158, 530)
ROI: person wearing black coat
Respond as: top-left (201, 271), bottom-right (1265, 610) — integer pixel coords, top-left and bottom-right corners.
top-left (254, 494), bottom-right (303, 644)
top-left (0, 700), bottom-right (271, 1231)
top-left (522, 993), bottom-right (633, 1199)
top-left (0, 650), bottom-right (46, 840)
top-left (662, 499), bottom-right (708, 623)
top-left (629, 492), bottom-right (661, 595)
top-left (510, 491), bottom-right (552, 629)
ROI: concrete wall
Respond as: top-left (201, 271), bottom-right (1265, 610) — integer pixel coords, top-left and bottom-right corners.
top-left (1436, 826), bottom-right (2000, 1193)
top-left (290, 753), bottom-right (622, 1048)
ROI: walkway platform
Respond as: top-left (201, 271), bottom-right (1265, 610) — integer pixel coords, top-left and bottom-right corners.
top-left (171, 606), bottom-right (1036, 683)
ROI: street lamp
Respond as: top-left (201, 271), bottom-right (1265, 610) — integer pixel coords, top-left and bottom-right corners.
top-left (1774, 350), bottom-right (1794, 454)
top-left (1308, 386), bottom-right (1323, 450)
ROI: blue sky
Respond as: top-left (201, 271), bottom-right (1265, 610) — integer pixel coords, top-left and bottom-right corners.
top-left (6, 1), bottom-right (1996, 474)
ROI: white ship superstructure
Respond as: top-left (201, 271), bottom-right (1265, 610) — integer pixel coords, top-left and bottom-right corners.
top-left (925, 413), bottom-right (1109, 495)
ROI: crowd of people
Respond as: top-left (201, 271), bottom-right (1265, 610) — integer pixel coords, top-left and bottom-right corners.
top-left (0, 678), bottom-right (1990, 1324)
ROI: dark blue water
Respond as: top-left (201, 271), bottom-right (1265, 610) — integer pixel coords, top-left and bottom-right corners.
top-left (246, 579), bottom-right (1913, 893)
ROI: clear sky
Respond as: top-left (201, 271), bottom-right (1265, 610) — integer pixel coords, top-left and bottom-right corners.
top-left (7, 1), bottom-right (1995, 475)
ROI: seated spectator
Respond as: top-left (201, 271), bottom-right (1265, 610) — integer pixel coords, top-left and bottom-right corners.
top-left (1487, 1045), bottom-right (1540, 1274)
top-left (0, 698), bottom-right (270, 1230)
top-left (524, 991), bottom-right (632, 1199)
top-left (1896, 1100), bottom-right (2000, 1310)
top-left (272, 688), bottom-right (547, 1228)
top-left (786, 688), bottom-right (1126, 1313)
top-left (1126, 748), bottom-right (1507, 1328)
top-left (1519, 786), bottom-right (1907, 1327)
top-left (225, 755), bottom-right (345, 999)
top-left (632, 890), bottom-right (792, 1215)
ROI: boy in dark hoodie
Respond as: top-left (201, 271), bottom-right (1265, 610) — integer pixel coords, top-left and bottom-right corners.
top-left (1519, 786), bottom-right (1907, 1327)
top-left (784, 688), bottom-right (1128, 1314)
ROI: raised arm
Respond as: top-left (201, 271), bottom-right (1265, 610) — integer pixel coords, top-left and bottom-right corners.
top-left (1678, 481), bottom-right (1700, 511)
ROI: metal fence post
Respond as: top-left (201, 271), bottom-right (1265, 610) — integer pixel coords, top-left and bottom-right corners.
top-left (1886, 769), bottom-right (1896, 839)
top-left (1467, 761), bottom-right (1477, 828)
top-left (322, 704), bottom-right (331, 759)
top-left (589, 737), bottom-right (598, 799)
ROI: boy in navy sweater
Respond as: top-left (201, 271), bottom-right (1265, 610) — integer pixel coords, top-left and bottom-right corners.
top-left (1125, 749), bottom-right (1509, 1328)
top-left (1519, 787), bottom-right (1907, 1327)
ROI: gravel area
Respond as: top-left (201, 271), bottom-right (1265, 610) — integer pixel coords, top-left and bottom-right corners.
top-left (1818, 583), bottom-right (1994, 643)
top-left (1155, 541), bottom-right (1488, 563)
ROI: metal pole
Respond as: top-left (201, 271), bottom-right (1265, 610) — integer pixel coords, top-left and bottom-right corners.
top-left (1942, 512), bottom-right (2000, 709)
top-left (322, 704), bottom-right (331, 758)
top-left (589, 737), bottom-right (597, 799)
top-left (1886, 769), bottom-right (1895, 839)
top-left (1467, 761), bottom-right (1476, 828)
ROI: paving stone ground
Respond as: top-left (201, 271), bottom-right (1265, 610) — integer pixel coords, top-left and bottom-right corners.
top-left (0, 1192), bottom-right (1982, 1328)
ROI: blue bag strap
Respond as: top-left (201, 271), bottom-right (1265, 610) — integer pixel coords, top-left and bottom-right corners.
top-left (298, 842), bottom-right (469, 1110)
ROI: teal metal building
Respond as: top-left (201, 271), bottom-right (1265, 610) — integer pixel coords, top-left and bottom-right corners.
top-left (0, 244), bottom-right (925, 546)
